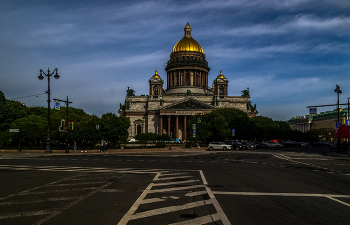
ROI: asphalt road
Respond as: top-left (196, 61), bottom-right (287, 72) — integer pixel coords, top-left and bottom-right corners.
top-left (0, 146), bottom-right (349, 225)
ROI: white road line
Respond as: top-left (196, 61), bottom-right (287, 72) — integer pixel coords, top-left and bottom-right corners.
top-left (99, 189), bottom-right (124, 193)
top-left (185, 191), bottom-right (207, 197)
top-left (130, 199), bottom-right (215, 220)
top-left (117, 183), bottom-right (154, 225)
top-left (47, 181), bottom-right (106, 187)
top-left (211, 191), bottom-right (350, 198)
top-left (156, 175), bottom-right (194, 181)
top-left (153, 173), bottom-right (162, 181)
top-left (0, 172), bottom-right (87, 201)
top-left (36, 177), bottom-right (119, 225)
top-left (148, 185), bottom-right (205, 193)
top-left (153, 180), bottom-right (200, 186)
top-left (18, 187), bottom-right (99, 196)
top-left (141, 198), bottom-right (166, 204)
top-left (326, 196), bottom-right (350, 207)
top-left (159, 173), bottom-right (188, 177)
top-left (204, 186), bottom-right (231, 225)
top-left (0, 209), bottom-right (57, 220)
top-left (0, 197), bottom-right (81, 206)
top-left (199, 170), bottom-right (208, 185)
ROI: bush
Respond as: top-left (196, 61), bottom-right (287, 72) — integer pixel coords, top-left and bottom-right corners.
top-left (156, 142), bottom-right (166, 148)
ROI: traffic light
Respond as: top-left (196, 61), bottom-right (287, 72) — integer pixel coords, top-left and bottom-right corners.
top-left (198, 113), bottom-right (203, 123)
top-left (69, 122), bottom-right (73, 130)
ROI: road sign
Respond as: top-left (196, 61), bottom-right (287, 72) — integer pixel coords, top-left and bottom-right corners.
top-left (193, 129), bottom-right (196, 134)
top-left (193, 124), bottom-right (196, 129)
top-left (309, 108), bottom-right (317, 115)
top-left (336, 122), bottom-right (341, 128)
top-left (9, 129), bottom-right (19, 132)
top-left (55, 101), bottom-right (60, 110)
top-left (198, 118), bottom-right (201, 123)
top-left (346, 120), bottom-right (350, 126)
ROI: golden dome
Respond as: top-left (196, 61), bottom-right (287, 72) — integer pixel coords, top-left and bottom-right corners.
top-left (210, 84), bottom-right (214, 92)
top-left (151, 70), bottom-right (160, 79)
top-left (173, 37), bottom-right (203, 53)
top-left (172, 22), bottom-right (203, 53)
top-left (217, 70), bottom-right (225, 79)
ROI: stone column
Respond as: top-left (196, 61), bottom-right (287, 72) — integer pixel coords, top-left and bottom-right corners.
top-left (168, 116), bottom-right (171, 136)
top-left (183, 116), bottom-right (187, 140)
top-left (159, 115), bottom-right (163, 135)
top-left (176, 116), bottom-right (179, 140)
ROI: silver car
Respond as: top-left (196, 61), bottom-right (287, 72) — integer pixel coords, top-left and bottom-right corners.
top-left (208, 142), bottom-right (232, 151)
top-left (265, 141), bottom-right (283, 148)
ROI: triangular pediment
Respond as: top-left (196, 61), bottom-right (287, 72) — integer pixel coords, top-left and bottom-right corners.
top-left (162, 98), bottom-right (215, 110)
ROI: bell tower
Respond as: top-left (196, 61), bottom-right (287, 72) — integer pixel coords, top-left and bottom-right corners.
top-left (214, 70), bottom-right (229, 96)
top-left (149, 70), bottom-right (164, 97)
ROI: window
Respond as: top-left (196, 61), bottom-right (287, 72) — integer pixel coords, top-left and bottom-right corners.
top-left (154, 85), bottom-right (158, 96)
top-left (137, 125), bottom-right (142, 134)
top-left (219, 85), bottom-right (224, 95)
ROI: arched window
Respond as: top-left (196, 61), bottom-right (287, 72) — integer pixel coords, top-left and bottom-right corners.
top-left (154, 85), bottom-right (158, 96)
top-left (219, 85), bottom-right (224, 95)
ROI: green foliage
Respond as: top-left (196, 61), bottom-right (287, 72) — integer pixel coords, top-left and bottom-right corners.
top-left (11, 115), bottom-right (47, 141)
top-left (0, 91), bottom-right (28, 131)
top-left (100, 113), bottom-right (130, 144)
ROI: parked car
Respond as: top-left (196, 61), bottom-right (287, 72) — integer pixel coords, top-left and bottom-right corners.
top-left (265, 141), bottom-right (283, 148)
top-left (258, 142), bottom-right (267, 149)
top-left (208, 142), bottom-right (232, 151)
top-left (281, 141), bottom-right (299, 147)
top-left (224, 140), bottom-right (244, 150)
top-left (241, 142), bottom-right (254, 149)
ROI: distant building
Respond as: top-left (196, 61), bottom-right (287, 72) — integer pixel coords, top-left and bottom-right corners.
top-left (119, 23), bottom-right (258, 140)
top-left (287, 108), bottom-right (349, 142)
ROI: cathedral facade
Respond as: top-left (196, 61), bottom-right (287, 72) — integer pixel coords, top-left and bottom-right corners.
top-left (119, 23), bottom-right (258, 140)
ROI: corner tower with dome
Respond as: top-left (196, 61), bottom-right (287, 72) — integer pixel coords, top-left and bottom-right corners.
top-left (119, 22), bottom-right (258, 140)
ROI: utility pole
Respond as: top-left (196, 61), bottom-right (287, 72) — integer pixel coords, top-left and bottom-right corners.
top-left (53, 96), bottom-right (73, 153)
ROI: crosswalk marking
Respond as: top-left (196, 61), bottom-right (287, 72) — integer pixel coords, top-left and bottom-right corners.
top-left (0, 165), bottom-right (231, 225)
top-left (131, 199), bottom-right (215, 220)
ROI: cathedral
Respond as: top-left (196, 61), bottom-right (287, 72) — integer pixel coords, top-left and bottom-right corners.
top-left (119, 22), bottom-right (258, 140)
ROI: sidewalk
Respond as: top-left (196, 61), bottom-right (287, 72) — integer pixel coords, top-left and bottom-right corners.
top-left (0, 146), bottom-right (206, 156)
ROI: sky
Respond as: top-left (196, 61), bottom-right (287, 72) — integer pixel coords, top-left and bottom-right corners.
top-left (0, 0), bottom-right (349, 121)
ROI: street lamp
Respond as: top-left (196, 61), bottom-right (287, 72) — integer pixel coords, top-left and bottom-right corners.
top-left (334, 85), bottom-right (342, 152)
top-left (38, 68), bottom-right (60, 153)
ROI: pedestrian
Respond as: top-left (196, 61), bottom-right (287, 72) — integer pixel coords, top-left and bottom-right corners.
top-left (100, 139), bottom-right (104, 153)
top-left (81, 139), bottom-right (87, 152)
top-left (73, 140), bottom-right (77, 152)
top-left (104, 140), bottom-right (108, 153)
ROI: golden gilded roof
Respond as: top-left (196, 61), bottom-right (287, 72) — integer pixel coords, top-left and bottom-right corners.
top-left (172, 22), bottom-right (203, 53)
top-left (172, 38), bottom-right (203, 53)
top-left (217, 70), bottom-right (225, 79)
top-left (151, 70), bottom-right (160, 79)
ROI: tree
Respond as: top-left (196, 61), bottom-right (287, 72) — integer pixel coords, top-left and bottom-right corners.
top-left (0, 91), bottom-right (28, 132)
top-left (250, 116), bottom-right (279, 140)
top-left (100, 113), bottom-right (130, 144)
top-left (214, 108), bottom-right (253, 141)
top-left (10, 115), bottom-right (47, 147)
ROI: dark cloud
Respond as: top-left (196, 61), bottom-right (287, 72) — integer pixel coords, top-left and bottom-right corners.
top-left (0, 0), bottom-right (349, 121)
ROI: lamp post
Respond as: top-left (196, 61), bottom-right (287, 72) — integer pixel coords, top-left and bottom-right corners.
top-left (334, 85), bottom-right (342, 153)
top-left (38, 68), bottom-right (60, 154)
